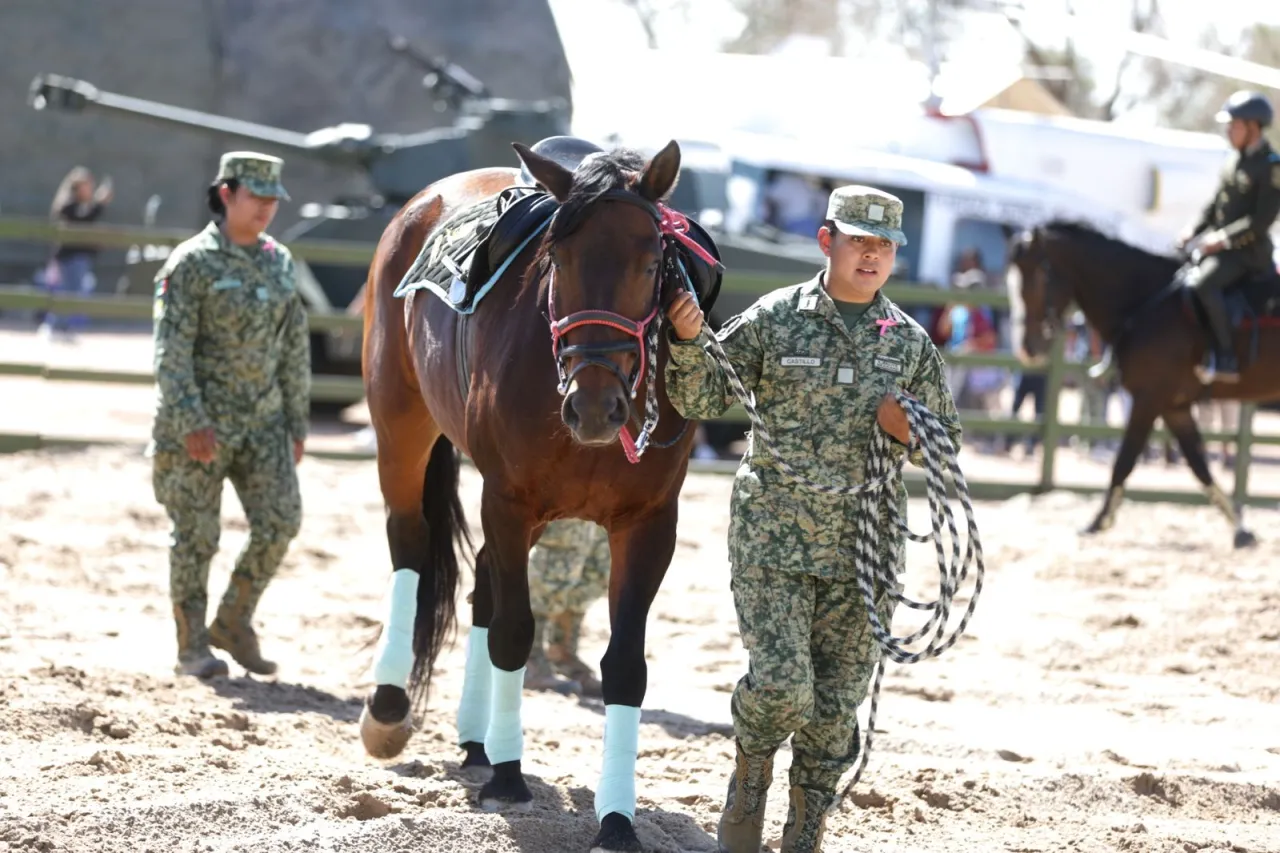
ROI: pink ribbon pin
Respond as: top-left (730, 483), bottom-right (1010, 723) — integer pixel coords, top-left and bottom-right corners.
top-left (875, 317), bottom-right (899, 337)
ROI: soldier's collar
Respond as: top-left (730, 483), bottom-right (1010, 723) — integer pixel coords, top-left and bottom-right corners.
top-left (796, 272), bottom-right (893, 327)
top-left (206, 220), bottom-right (271, 258)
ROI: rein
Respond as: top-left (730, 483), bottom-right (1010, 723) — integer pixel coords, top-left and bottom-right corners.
top-left (693, 317), bottom-right (985, 817)
top-left (544, 187), bottom-right (721, 464)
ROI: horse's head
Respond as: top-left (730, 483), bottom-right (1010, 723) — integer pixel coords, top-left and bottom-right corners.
top-left (515, 139), bottom-right (682, 446)
top-left (1007, 225), bottom-right (1072, 363)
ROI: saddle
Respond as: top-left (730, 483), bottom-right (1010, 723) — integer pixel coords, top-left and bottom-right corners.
top-left (1181, 266), bottom-right (1280, 325)
top-left (394, 135), bottom-right (723, 317)
top-left (1180, 265), bottom-right (1280, 373)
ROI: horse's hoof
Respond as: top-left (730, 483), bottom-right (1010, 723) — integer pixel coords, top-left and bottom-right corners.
top-left (1234, 529), bottom-right (1258, 549)
top-left (478, 761), bottom-right (533, 812)
top-left (359, 686), bottom-right (413, 760)
top-left (1080, 520), bottom-right (1104, 535)
top-left (590, 812), bottom-right (643, 853)
top-left (460, 740), bottom-right (491, 769)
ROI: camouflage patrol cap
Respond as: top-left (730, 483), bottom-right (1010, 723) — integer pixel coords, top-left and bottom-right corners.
top-left (826, 185), bottom-right (908, 246)
top-left (215, 151), bottom-right (290, 200)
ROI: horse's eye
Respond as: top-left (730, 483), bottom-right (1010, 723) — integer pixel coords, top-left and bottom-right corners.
top-left (647, 261), bottom-right (659, 276)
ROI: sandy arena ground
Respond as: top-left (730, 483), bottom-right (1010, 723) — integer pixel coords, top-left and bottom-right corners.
top-left (1, 327), bottom-right (1279, 852)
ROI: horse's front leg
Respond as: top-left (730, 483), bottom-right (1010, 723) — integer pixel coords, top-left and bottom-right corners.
top-left (476, 487), bottom-right (536, 811)
top-left (590, 502), bottom-right (678, 853)
top-left (1084, 394), bottom-right (1159, 535)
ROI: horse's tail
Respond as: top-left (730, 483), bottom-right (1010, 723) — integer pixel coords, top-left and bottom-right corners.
top-left (408, 435), bottom-right (475, 712)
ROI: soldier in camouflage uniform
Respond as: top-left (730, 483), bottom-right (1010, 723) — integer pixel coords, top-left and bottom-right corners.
top-left (1177, 90), bottom-right (1280, 382)
top-left (665, 186), bottom-right (961, 853)
top-left (522, 518), bottom-right (610, 697)
top-left (149, 152), bottom-right (310, 679)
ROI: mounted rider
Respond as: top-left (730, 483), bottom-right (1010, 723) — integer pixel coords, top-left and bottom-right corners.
top-left (1177, 90), bottom-right (1280, 382)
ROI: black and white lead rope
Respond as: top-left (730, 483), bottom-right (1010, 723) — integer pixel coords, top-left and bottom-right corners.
top-left (690, 319), bottom-right (986, 817)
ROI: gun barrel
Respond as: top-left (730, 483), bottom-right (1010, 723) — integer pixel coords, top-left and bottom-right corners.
top-left (29, 73), bottom-right (314, 151)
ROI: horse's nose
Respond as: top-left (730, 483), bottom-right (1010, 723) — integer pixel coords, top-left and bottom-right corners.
top-left (564, 388), bottom-right (630, 444)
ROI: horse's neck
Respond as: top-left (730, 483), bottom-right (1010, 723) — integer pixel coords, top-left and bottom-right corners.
top-left (1065, 252), bottom-right (1173, 344)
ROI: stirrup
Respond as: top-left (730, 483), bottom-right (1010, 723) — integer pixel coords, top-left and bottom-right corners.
top-left (1195, 350), bottom-right (1240, 383)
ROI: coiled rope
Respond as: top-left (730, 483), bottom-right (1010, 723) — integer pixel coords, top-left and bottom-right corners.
top-left (691, 318), bottom-right (985, 816)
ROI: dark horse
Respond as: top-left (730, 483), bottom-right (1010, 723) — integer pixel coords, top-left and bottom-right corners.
top-left (1008, 220), bottom-right (1280, 549)
top-left (357, 138), bottom-right (712, 852)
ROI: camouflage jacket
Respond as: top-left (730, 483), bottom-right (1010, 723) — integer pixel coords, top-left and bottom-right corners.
top-left (1190, 139), bottom-right (1280, 269)
top-left (665, 274), bottom-right (961, 579)
top-left (150, 222), bottom-right (310, 449)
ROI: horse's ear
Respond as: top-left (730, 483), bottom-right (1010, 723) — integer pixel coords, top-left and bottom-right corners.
top-left (637, 139), bottom-right (681, 203)
top-left (512, 142), bottom-right (574, 202)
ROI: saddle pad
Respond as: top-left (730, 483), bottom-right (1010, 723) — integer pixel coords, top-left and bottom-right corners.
top-left (393, 186), bottom-right (557, 315)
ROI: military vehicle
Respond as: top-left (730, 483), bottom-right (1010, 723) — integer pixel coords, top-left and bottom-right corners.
top-left (26, 55), bottom-right (819, 443)
top-left (26, 39), bottom-right (572, 380)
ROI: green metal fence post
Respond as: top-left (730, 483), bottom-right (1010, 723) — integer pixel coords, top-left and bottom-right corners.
top-left (1232, 402), bottom-right (1256, 509)
top-left (1037, 335), bottom-right (1067, 493)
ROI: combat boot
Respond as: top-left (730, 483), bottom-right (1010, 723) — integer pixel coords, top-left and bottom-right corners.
top-left (545, 610), bottom-right (603, 697)
top-left (208, 575), bottom-right (277, 676)
top-left (173, 602), bottom-right (229, 679)
top-left (716, 741), bottom-right (775, 853)
top-left (523, 617), bottom-right (577, 694)
top-left (779, 785), bottom-right (835, 853)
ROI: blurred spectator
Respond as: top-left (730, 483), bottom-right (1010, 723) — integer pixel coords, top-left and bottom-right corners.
top-left (39, 166), bottom-right (113, 339)
top-left (761, 170), bottom-right (825, 237)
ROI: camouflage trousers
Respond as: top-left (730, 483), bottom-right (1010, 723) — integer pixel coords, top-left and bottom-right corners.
top-left (730, 562), bottom-right (895, 793)
top-left (152, 421), bottom-right (302, 618)
top-left (529, 519), bottom-right (610, 642)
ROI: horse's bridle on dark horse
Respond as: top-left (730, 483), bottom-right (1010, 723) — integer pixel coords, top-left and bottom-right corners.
top-left (543, 187), bottom-right (722, 462)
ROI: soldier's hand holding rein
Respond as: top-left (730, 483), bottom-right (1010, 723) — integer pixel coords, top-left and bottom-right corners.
top-left (667, 291), bottom-right (704, 341)
top-left (877, 392), bottom-right (911, 446)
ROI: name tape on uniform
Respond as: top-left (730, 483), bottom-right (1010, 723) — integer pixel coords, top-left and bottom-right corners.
top-left (780, 356), bottom-right (822, 367)
top-left (873, 355), bottom-right (904, 375)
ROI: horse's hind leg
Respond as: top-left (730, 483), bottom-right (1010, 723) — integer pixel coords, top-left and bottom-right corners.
top-left (456, 544), bottom-right (495, 770)
top-left (359, 403), bottom-right (441, 760)
top-left (1084, 396), bottom-right (1159, 535)
top-left (1164, 405), bottom-right (1257, 549)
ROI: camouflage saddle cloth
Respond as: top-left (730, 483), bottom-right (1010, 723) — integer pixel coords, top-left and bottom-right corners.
top-left (393, 185), bottom-right (559, 314)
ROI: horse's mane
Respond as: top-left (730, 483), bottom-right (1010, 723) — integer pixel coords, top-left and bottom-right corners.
top-left (531, 147), bottom-right (652, 299)
top-left (1039, 218), bottom-right (1178, 269)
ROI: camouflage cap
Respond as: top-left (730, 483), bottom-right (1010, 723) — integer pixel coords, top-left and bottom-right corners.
top-left (215, 151), bottom-right (290, 200)
top-left (826, 185), bottom-right (907, 246)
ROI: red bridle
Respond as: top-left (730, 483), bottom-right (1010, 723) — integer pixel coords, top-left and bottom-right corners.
top-left (545, 191), bottom-right (720, 462)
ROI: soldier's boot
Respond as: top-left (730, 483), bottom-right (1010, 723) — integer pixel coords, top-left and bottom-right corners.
top-left (208, 575), bottom-right (277, 676)
top-left (779, 786), bottom-right (835, 853)
top-left (716, 741), bottom-right (776, 853)
top-left (173, 602), bottom-right (229, 679)
top-left (545, 610), bottom-right (603, 698)
top-left (1196, 288), bottom-right (1240, 381)
top-left (523, 617), bottom-right (578, 695)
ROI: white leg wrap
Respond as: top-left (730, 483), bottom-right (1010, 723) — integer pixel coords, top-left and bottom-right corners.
top-left (455, 626), bottom-right (492, 745)
top-left (595, 704), bottom-right (641, 823)
top-left (483, 664), bottom-right (526, 765)
top-left (371, 569), bottom-right (418, 688)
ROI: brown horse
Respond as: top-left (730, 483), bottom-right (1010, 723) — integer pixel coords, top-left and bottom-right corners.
top-left (357, 138), bottom-right (716, 852)
top-left (1008, 220), bottom-right (1280, 549)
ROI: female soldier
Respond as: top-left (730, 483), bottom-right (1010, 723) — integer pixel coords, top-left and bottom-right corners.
top-left (149, 151), bottom-right (310, 679)
top-left (665, 185), bottom-right (961, 853)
